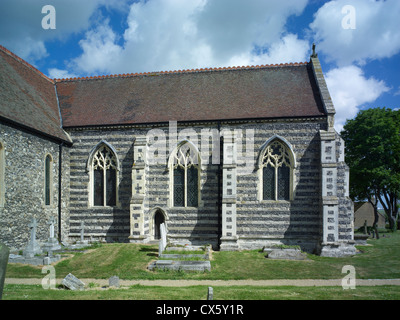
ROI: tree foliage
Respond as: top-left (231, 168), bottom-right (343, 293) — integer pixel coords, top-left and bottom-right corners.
top-left (341, 107), bottom-right (400, 231)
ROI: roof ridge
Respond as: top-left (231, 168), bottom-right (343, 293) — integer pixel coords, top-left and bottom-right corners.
top-left (0, 45), bottom-right (55, 84)
top-left (54, 61), bottom-right (309, 83)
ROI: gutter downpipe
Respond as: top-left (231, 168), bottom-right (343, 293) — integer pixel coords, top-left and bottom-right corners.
top-left (58, 142), bottom-right (63, 243)
top-left (217, 120), bottom-right (222, 248)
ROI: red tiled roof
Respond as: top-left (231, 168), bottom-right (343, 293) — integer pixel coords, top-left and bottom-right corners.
top-left (0, 45), bottom-right (71, 143)
top-left (56, 62), bottom-right (326, 127)
top-left (0, 44), bottom-right (327, 134)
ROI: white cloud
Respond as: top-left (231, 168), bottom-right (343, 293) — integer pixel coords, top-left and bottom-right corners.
top-left (194, 0), bottom-right (308, 64)
top-left (0, 0), bottom-right (124, 61)
top-left (47, 68), bottom-right (77, 80)
top-left (325, 65), bottom-right (390, 132)
top-left (226, 33), bottom-right (309, 67)
top-left (310, 0), bottom-right (400, 66)
top-left (69, 0), bottom-right (309, 75)
top-left (72, 20), bottom-right (123, 74)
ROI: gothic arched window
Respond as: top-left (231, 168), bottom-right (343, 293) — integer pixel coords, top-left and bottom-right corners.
top-left (91, 144), bottom-right (118, 207)
top-left (260, 139), bottom-right (293, 201)
top-left (44, 154), bottom-right (53, 206)
top-left (170, 142), bottom-right (200, 207)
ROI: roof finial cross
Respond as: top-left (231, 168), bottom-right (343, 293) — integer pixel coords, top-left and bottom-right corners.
top-left (311, 43), bottom-right (318, 58)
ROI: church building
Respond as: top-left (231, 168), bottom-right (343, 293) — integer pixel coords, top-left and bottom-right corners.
top-left (0, 44), bottom-right (356, 257)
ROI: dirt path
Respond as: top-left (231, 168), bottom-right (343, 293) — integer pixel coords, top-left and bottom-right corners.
top-left (6, 278), bottom-right (400, 287)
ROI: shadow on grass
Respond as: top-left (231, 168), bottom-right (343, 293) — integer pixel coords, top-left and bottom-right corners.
top-left (139, 245), bottom-right (158, 257)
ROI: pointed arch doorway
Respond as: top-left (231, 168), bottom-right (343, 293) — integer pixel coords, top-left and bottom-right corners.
top-left (149, 207), bottom-right (168, 241)
top-left (154, 210), bottom-right (165, 240)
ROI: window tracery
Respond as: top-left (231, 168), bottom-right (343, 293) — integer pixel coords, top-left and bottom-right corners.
top-left (261, 140), bottom-right (293, 201)
top-left (171, 142), bottom-right (199, 207)
top-left (92, 145), bottom-right (117, 206)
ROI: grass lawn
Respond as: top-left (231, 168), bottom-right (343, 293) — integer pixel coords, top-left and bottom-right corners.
top-left (6, 231), bottom-right (400, 281)
top-left (3, 231), bottom-right (400, 300)
top-left (3, 284), bottom-right (400, 300)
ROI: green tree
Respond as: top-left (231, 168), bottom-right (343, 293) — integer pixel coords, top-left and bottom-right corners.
top-left (341, 107), bottom-right (400, 232)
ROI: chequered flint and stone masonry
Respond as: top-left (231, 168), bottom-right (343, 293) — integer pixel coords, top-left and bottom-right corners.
top-left (65, 119), bottom-right (355, 256)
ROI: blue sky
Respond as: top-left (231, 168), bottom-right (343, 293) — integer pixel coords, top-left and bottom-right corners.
top-left (0, 0), bottom-right (399, 132)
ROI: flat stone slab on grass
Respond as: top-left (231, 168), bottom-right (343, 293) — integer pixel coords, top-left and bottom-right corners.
top-left (8, 253), bottom-right (62, 266)
top-left (354, 234), bottom-right (370, 245)
top-left (148, 260), bottom-right (211, 272)
top-left (267, 249), bottom-right (309, 261)
top-left (159, 253), bottom-right (209, 260)
top-left (166, 245), bottom-right (209, 252)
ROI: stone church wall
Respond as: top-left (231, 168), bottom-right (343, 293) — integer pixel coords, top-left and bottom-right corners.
top-left (0, 123), bottom-right (69, 251)
top-left (229, 120), bottom-right (326, 252)
top-left (66, 128), bottom-right (136, 243)
top-left (66, 124), bottom-right (221, 246)
top-left (66, 118), bottom-right (328, 252)
top-left (144, 123), bottom-right (220, 247)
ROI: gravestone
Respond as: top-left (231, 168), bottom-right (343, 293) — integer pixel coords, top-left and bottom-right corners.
top-left (43, 256), bottom-right (51, 265)
top-left (23, 217), bottom-right (43, 258)
top-left (109, 276), bottom-right (120, 288)
top-left (267, 248), bottom-right (308, 260)
top-left (42, 216), bottom-right (61, 252)
top-left (77, 221), bottom-right (88, 245)
top-left (158, 223), bottom-right (167, 256)
top-left (207, 287), bottom-right (213, 300)
top-left (0, 242), bottom-right (10, 300)
top-left (161, 223), bottom-right (167, 248)
top-left (148, 260), bottom-right (211, 272)
top-left (150, 243), bottom-right (212, 272)
top-left (62, 273), bottom-right (85, 291)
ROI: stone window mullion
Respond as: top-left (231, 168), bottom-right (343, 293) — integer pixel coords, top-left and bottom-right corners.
top-left (274, 165), bottom-right (278, 201)
top-left (103, 167), bottom-right (107, 206)
top-left (184, 166), bottom-right (187, 207)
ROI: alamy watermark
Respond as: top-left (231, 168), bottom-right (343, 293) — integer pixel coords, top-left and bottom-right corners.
top-left (341, 265), bottom-right (356, 289)
top-left (41, 265), bottom-right (56, 290)
top-left (342, 5), bottom-right (356, 30)
top-left (42, 5), bottom-right (56, 30)
top-left (146, 121), bottom-right (255, 175)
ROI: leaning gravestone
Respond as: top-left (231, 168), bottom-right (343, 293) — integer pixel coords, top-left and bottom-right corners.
top-left (161, 223), bottom-right (167, 248)
top-left (62, 273), bottom-right (85, 291)
top-left (0, 242), bottom-right (10, 300)
top-left (158, 223), bottom-right (167, 256)
top-left (23, 217), bottom-right (42, 258)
